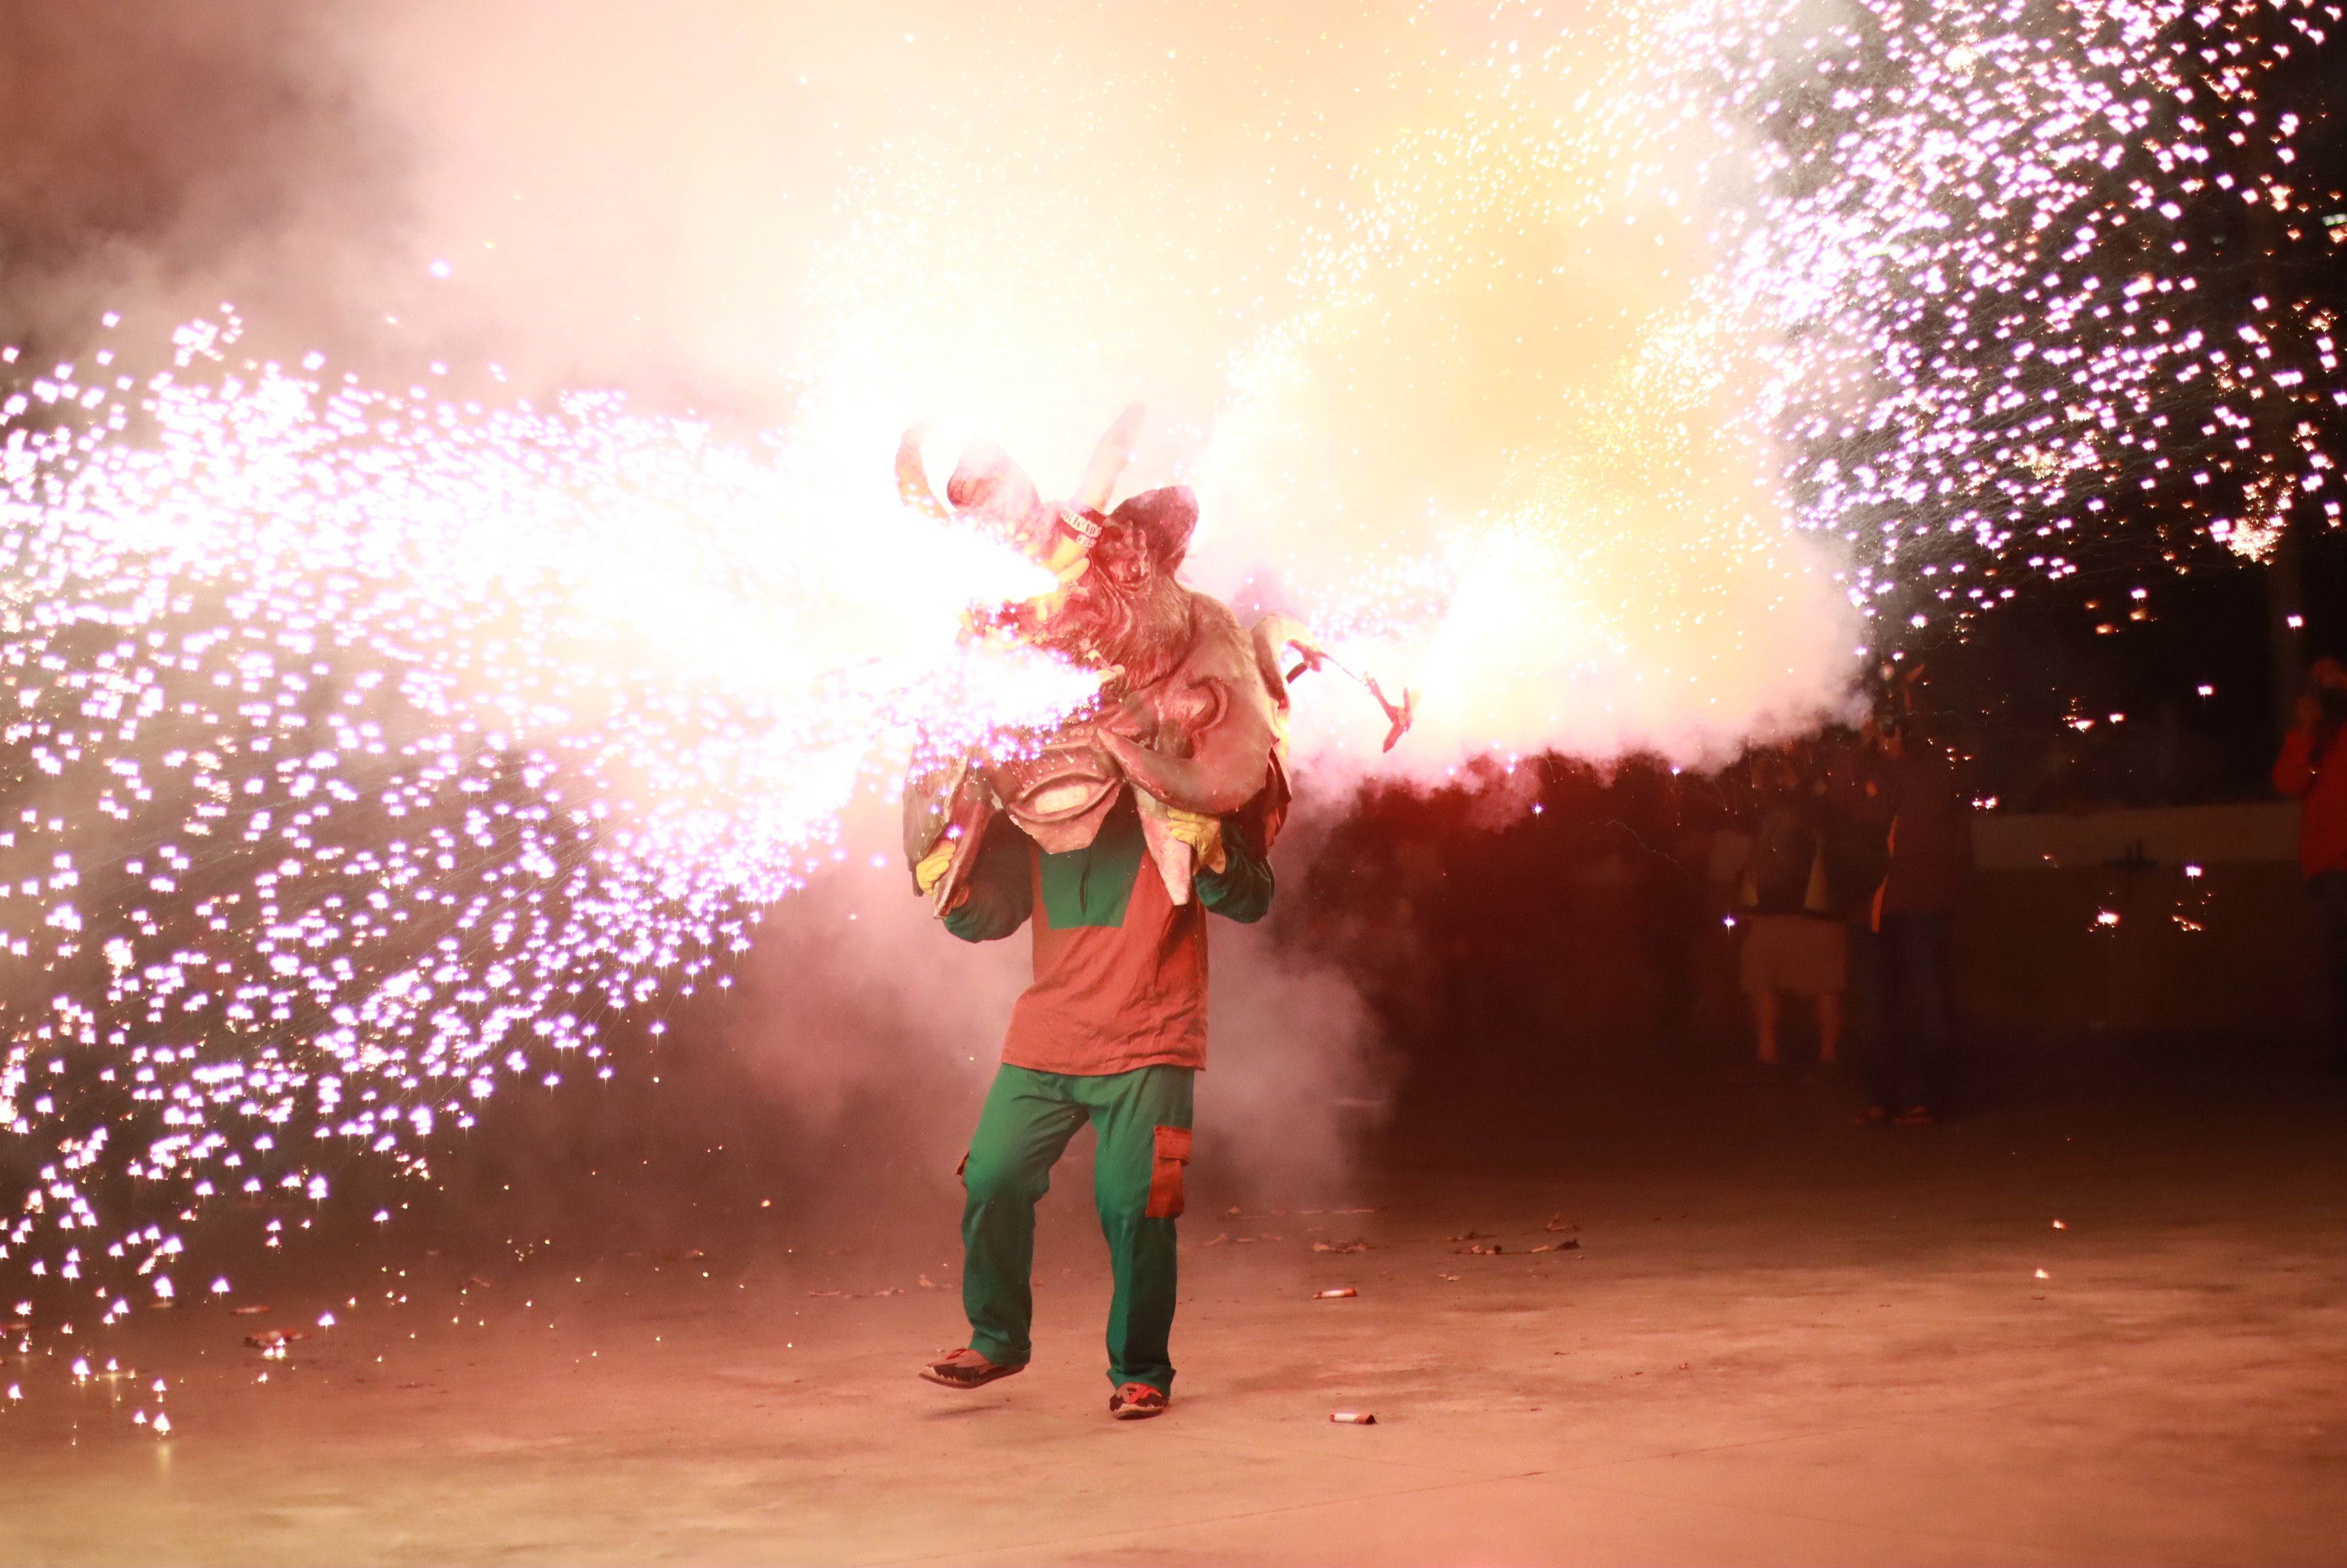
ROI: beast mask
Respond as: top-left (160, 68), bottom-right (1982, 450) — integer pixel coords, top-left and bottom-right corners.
top-left (900, 405), bottom-right (1408, 914)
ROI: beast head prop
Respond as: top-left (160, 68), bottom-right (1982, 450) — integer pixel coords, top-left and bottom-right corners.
top-left (900, 406), bottom-right (1411, 914)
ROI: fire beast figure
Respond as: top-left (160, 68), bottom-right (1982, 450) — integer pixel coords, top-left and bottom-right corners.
top-left (898, 405), bottom-right (1407, 1419)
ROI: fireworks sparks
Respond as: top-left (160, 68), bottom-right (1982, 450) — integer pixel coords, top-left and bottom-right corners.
top-left (1194, 0), bottom-right (2333, 758)
top-left (1693, 0), bottom-right (2341, 612)
top-left (1, 316), bottom-right (1084, 1356)
top-left (0, 0), bottom-right (2337, 1411)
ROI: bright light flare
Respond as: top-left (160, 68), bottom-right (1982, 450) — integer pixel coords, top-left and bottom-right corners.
top-left (0, 324), bottom-right (1093, 1354)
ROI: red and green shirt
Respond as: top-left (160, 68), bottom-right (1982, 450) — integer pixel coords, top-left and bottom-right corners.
top-left (944, 791), bottom-right (1274, 1074)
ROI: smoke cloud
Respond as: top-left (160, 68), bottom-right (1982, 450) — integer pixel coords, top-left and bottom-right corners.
top-left (0, 3), bottom-right (396, 356)
top-left (1, 2), bottom-right (1852, 1196)
top-left (5, 2), bottom-right (1858, 765)
top-left (326, 2), bottom-right (1854, 764)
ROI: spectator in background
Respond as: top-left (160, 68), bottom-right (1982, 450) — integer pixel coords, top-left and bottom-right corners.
top-left (1825, 726), bottom-right (1895, 1099)
top-left (1735, 749), bottom-right (1845, 1080)
top-left (2271, 656), bottom-right (2347, 1075)
top-left (1853, 718), bottom-right (1974, 1126)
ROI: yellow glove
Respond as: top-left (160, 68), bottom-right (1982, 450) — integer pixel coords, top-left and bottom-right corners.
top-left (1163, 808), bottom-right (1227, 875)
top-left (913, 837), bottom-right (957, 896)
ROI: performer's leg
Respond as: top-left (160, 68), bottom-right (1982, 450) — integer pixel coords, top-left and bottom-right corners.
top-left (960, 1066), bottom-right (1087, 1369)
top-left (1080, 1064), bottom-right (1195, 1396)
top-left (1899, 912), bottom-right (1954, 1112)
top-left (1847, 922), bottom-right (1895, 1112)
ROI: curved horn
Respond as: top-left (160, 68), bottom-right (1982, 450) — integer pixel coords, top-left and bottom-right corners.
top-left (1071, 401), bottom-right (1147, 514)
top-left (895, 423), bottom-right (949, 518)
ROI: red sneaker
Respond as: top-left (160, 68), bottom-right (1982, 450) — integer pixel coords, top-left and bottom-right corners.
top-left (1109, 1383), bottom-right (1169, 1420)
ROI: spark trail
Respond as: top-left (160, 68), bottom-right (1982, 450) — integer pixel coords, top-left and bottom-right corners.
top-left (1690, 0), bottom-right (2342, 614)
top-left (0, 0), bottom-right (2336, 1401)
top-left (0, 318), bottom-right (1084, 1349)
top-left (1192, 0), bottom-right (2331, 758)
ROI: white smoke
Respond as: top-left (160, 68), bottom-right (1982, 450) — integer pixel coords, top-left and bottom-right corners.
top-left (2, 0), bottom-right (1855, 1198)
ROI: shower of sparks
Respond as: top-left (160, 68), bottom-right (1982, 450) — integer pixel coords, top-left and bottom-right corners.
top-left (0, 317), bottom-right (1086, 1354)
top-left (1685, 0), bottom-right (2342, 618)
top-left (1196, 0), bottom-right (2333, 758)
top-left (1, 0), bottom-right (2338, 1400)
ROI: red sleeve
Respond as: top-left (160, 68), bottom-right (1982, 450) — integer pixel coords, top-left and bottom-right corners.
top-left (2275, 729), bottom-right (2318, 799)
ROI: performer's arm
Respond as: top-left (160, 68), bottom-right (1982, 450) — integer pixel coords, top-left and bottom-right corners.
top-left (1195, 813), bottom-right (1274, 924)
top-left (941, 818), bottom-right (1034, 941)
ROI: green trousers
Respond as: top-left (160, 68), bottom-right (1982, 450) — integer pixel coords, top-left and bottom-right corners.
top-left (960, 1063), bottom-right (1194, 1394)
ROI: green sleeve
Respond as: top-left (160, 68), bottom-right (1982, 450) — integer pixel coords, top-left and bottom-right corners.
top-left (1195, 814), bottom-right (1274, 924)
top-left (941, 817), bottom-right (1034, 942)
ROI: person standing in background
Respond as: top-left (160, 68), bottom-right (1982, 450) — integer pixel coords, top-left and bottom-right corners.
top-left (1852, 719), bottom-right (1973, 1126)
top-left (1735, 749), bottom-right (1846, 1080)
top-left (1825, 726), bottom-right (1895, 1108)
top-left (2271, 656), bottom-right (2347, 1075)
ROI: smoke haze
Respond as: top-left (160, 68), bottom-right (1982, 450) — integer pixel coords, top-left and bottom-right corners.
top-left (5, 2), bottom-right (1858, 763)
top-left (336, 1), bottom-right (1856, 767)
top-left (1, 1), bottom-right (1851, 1199)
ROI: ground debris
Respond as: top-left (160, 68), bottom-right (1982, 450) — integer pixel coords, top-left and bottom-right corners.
top-left (1311, 1240), bottom-right (1368, 1254)
top-left (1453, 1243), bottom-right (1503, 1255)
top-left (1312, 1288), bottom-right (1358, 1300)
top-left (228, 1304), bottom-right (272, 1317)
top-left (1530, 1239), bottom-right (1580, 1252)
top-left (1330, 1411), bottom-right (1377, 1425)
top-left (1545, 1215), bottom-right (1578, 1233)
top-left (243, 1327), bottom-right (308, 1350)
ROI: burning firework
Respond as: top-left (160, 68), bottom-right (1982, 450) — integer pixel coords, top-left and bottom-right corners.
top-left (0, 315), bottom-right (1087, 1349)
top-left (0, 0), bottom-right (2335, 1408)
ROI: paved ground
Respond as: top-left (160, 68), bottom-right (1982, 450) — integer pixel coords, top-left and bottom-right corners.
top-left (3, 1048), bottom-right (2344, 1565)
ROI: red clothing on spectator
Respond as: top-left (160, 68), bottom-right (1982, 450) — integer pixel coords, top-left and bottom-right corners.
top-left (2272, 726), bottom-right (2347, 877)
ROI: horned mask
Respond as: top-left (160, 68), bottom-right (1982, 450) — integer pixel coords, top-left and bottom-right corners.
top-left (900, 405), bottom-right (1408, 914)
